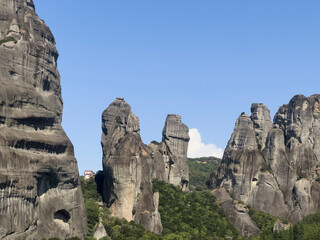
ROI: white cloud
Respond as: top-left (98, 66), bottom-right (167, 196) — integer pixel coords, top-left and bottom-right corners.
top-left (187, 128), bottom-right (224, 159)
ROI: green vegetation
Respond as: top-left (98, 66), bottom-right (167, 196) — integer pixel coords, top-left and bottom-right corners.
top-left (256, 136), bottom-right (262, 151)
top-left (42, 237), bottom-right (81, 240)
top-left (247, 205), bottom-right (278, 239)
top-left (0, 36), bottom-right (17, 45)
top-left (246, 207), bottom-right (320, 240)
top-left (79, 171), bottom-right (320, 240)
top-left (260, 163), bottom-right (273, 174)
top-left (188, 156), bottom-right (221, 190)
top-left (81, 175), bottom-right (239, 239)
top-left (248, 205), bottom-right (277, 233)
top-left (80, 176), bottom-right (102, 202)
top-left (289, 211), bottom-right (320, 240)
top-left (153, 179), bottom-right (240, 240)
top-left (297, 171), bottom-right (307, 180)
top-left (81, 176), bottom-right (160, 240)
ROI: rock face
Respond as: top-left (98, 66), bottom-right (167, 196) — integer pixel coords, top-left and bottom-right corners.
top-left (93, 217), bottom-right (108, 240)
top-left (101, 98), bottom-right (190, 234)
top-left (207, 94), bottom-right (320, 226)
top-left (212, 188), bottom-right (260, 237)
top-left (0, 1), bottom-right (87, 239)
top-left (101, 98), bottom-right (163, 234)
top-left (149, 114), bottom-right (190, 190)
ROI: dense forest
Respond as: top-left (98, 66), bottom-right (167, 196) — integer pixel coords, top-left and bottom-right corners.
top-left (188, 157), bottom-right (221, 190)
top-left (80, 177), bottom-right (239, 240)
top-left (45, 158), bottom-right (320, 239)
top-left (79, 176), bottom-right (320, 240)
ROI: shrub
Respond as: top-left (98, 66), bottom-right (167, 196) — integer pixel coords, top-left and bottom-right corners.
top-left (0, 36), bottom-right (17, 45)
top-left (298, 172), bottom-right (307, 180)
top-left (260, 163), bottom-right (273, 174)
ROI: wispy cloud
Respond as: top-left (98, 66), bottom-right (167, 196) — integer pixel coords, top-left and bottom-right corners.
top-left (187, 128), bottom-right (223, 158)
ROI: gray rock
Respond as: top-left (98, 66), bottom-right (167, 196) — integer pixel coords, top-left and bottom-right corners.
top-left (101, 98), bottom-right (163, 234)
top-left (251, 103), bottom-right (272, 150)
top-left (93, 217), bottom-right (108, 240)
top-left (212, 188), bottom-right (260, 237)
top-left (0, 0), bottom-right (87, 239)
top-left (207, 94), bottom-right (320, 226)
top-left (273, 220), bottom-right (291, 232)
top-left (101, 98), bottom-right (190, 234)
top-left (207, 113), bottom-right (264, 202)
top-left (150, 114), bottom-right (190, 189)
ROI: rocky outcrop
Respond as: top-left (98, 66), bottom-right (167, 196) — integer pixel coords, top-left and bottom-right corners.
top-left (0, 1), bottom-right (87, 239)
top-left (101, 98), bottom-right (190, 234)
top-left (207, 94), bottom-right (320, 226)
top-left (273, 220), bottom-right (291, 232)
top-left (149, 114), bottom-right (190, 190)
top-left (101, 98), bottom-right (163, 234)
top-left (212, 188), bottom-right (260, 237)
top-left (93, 217), bottom-right (108, 240)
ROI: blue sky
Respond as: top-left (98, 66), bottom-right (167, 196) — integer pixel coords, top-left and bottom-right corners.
top-left (33, 1), bottom-right (320, 174)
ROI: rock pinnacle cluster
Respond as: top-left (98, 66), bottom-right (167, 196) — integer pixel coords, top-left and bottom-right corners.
top-left (101, 97), bottom-right (190, 234)
top-left (207, 94), bottom-right (320, 235)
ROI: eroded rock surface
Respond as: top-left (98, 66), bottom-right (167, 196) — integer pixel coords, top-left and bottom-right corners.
top-left (101, 98), bottom-right (163, 234)
top-left (149, 114), bottom-right (190, 190)
top-left (93, 217), bottom-right (108, 240)
top-left (212, 188), bottom-right (260, 237)
top-left (0, 0), bottom-right (87, 239)
top-left (207, 94), bottom-right (320, 226)
top-left (101, 98), bottom-right (190, 234)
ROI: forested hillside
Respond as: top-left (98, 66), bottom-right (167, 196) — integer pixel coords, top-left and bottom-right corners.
top-left (76, 172), bottom-right (320, 240)
top-left (79, 176), bottom-right (239, 240)
top-left (188, 157), bottom-right (221, 190)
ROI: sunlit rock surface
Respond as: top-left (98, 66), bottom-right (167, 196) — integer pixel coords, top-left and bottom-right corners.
top-left (0, 0), bottom-right (87, 239)
top-left (207, 94), bottom-right (320, 225)
top-left (101, 97), bottom-right (190, 234)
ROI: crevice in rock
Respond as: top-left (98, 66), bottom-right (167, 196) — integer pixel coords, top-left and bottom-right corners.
top-left (13, 139), bottom-right (67, 155)
top-left (263, 181), bottom-right (275, 189)
top-left (13, 117), bottom-right (55, 130)
top-left (36, 171), bottom-right (58, 196)
top-left (42, 77), bottom-right (51, 91)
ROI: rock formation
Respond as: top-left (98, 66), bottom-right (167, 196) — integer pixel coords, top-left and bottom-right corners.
top-left (149, 114), bottom-right (190, 190)
top-left (207, 94), bottom-right (320, 226)
top-left (0, 0), bottom-right (87, 239)
top-left (101, 97), bottom-right (190, 234)
top-left (212, 188), bottom-right (260, 237)
top-left (101, 97), bottom-right (163, 234)
top-left (93, 217), bottom-right (108, 240)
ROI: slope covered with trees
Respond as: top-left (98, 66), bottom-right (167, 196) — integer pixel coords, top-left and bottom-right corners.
top-left (80, 175), bottom-right (239, 239)
top-left (188, 157), bottom-right (221, 190)
top-left (79, 172), bottom-right (320, 240)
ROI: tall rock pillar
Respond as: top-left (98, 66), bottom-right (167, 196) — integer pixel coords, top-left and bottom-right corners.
top-left (101, 97), bottom-right (163, 234)
top-left (162, 114), bottom-right (190, 190)
top-left (0, 0), bottom-right (87, 239)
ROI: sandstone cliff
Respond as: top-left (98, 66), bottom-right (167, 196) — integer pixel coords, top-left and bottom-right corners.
top-left (207, 94), bottom-right (320, 225)
top-left (101, 97), bottom-right (190, 234)
top-left (0, 0), bottom-right (87, 239)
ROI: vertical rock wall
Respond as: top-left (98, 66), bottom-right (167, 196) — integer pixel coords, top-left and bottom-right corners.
top-left (207, 94), bottom-right (320, 223)
top-left (101, 97), bottom-right (190, 234)
top-left (101, 98), bottom-right (163, 234)
top-left (149, 114), bottom-right (190, 190)
top-left (0, 0), bottom-right (87, 239)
